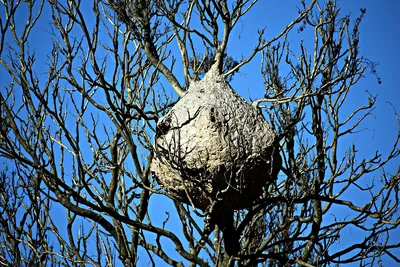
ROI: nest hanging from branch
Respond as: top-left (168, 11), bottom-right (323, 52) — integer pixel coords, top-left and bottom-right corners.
top-left (151, 66), bottom-right (281, 211)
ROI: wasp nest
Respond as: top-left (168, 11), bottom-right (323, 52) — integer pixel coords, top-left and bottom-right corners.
top-left (151, 66), bottom-right (281, 211)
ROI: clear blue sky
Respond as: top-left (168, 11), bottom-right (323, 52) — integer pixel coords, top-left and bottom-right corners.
top-left (227, 0), bottom-right (400, 185)
top-left (231, 1), bottom-right (400, 266)
top-left (1, 0), bottom-right (399, 266)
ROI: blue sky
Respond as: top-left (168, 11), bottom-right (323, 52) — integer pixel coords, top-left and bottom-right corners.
top-left (227, 0), bottom-right (400, 190)
top-left (230, 1), bottom-right (400, 266)
top-left (1, 0), bottom-right (399, 266)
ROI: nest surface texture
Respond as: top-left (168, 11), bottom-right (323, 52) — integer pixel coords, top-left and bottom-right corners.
top-left (151, 67), bottom-right (281, 210)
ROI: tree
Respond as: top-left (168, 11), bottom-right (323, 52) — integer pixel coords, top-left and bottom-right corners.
top-left (0, 0), bottom-right (399, 266)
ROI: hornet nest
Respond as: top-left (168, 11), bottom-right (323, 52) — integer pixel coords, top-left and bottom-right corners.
top-left (151, 65), bottom-right (281, 212)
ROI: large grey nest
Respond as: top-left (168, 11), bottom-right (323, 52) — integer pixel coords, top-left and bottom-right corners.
top-left (151, 66), bottom-right (281, 211)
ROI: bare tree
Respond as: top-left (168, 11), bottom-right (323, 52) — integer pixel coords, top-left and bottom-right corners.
top-left (0, 0), bottom-right (399, 266)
